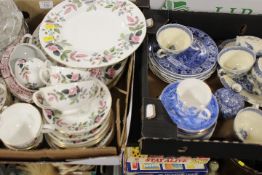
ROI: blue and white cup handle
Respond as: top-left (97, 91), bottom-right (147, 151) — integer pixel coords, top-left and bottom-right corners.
top-left (197, 107), bottom-right (211, 120)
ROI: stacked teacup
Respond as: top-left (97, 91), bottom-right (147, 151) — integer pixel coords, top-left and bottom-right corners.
top-left (160, 79), bottom-right (219, 139)
top-left (149, 24), bottom-right (218, 83)
top-left (32, 78), bottom-right (113, 148)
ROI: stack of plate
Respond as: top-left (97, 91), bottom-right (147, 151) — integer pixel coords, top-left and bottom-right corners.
top-left (160, 82), bottom-right (219, 139)
top-left (36, 0), bottom-right (146, 87)
top-left (41, 79), bottom-right (113, 149)
top-left (149, 27), bottom-right (218, 83)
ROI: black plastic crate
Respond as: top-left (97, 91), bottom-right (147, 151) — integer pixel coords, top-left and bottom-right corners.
top-left (128, 9), bottom-right (262, 160)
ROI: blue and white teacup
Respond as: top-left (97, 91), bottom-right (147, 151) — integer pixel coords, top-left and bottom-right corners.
top-left (156, 24), bottom-right (193, 57)
top-left (175, 79), bottom-right (212, 120)
top-left (218, 46), bottom-right (256, 78)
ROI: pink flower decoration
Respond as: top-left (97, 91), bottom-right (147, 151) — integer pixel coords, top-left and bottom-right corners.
top-left (107, 67), bottom-right (116, 78)
top-left (130, 35), bottom-right (140, 44)
top-left (69, 87), bottom-right (78, 96)
top-left (71, 73), bottom-right (80, 81)
top-left (47, 45), bottom-right (59, 52)
top-left (51, 73), bottom-right (60, 80)
top-left (95, 116), bottom-right (102, 123)
top-left (105, 55), bottom-right (113, 61)
top-left (70, 51), bottom-right (88, 62)
top-left (45, 109), bottom-right (53, 116)
top-left (99, 100), bottom-right (106, 109)
top-left (127, 16), bottom-right (139, 26)
top-left (90, 68), bottom-right (102, 77)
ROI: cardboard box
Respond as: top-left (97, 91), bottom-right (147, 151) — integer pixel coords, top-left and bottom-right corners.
top-left (123, 147), bottom-right (209, 175)
top-left (0, 0), bottom-right (136, 164)
top-left (150, 0), bottom-right (262, 15)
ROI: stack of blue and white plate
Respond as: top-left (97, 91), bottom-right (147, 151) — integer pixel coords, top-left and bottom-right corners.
top-left (160, 81), bottom-right (219, 139)
top-left (149, 27), bottom-right (218, 83)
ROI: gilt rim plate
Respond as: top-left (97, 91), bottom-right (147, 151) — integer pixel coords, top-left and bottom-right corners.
top-left (39, 0), bottom-right (146, 68)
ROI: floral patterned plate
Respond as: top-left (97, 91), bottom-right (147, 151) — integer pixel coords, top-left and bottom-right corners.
top-left (33, 25), bottom-right (128, 86)
top-left (42, 79), bottom-right (112, 134)
top-left (39, 0), bottom-right (146, 68)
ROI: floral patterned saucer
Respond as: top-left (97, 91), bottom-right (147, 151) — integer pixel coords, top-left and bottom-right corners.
top-left (42, 79), bottom-right (112, 134)
top-left (39, 0), bottom-right (146, 68)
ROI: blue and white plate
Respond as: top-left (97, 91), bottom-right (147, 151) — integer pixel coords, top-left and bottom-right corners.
top-left (160, 82), bottom-right (219, 132)
top-left (149, 57), bottom-right (216, 83)
top-left (149, 27), bottom-right (218, 77)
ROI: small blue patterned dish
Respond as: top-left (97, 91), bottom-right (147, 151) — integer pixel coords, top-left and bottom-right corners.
top-left (214, 88), bottom-right (245, 119)
top-left (160, 82), bottom-right (219, 133)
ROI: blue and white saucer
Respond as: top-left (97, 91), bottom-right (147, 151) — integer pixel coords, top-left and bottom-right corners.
top-left (149, 27), bottom-right (218, 79)
top-left (149, 57), bottom-right (216, 83)
top-left (218, 68), bottom-right (262, 106)
top-left (160, 82), bottom-right (219, 133)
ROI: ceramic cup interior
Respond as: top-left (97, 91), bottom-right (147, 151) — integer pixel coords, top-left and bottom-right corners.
top-left (33, 80), bottom-right (100, 115)
top-left (176, 78), bottom-right (212, 119)
top-left (156, 23), bottom-right (193, 56)
top-left (218, 46), bottom-right (256, 76)
top-left (9, 34), bottom-right (47, 91)
top-left (234, 107), bottom-right (262, 144)
top-left (39, 65), bottom-right (90, 85)
top-left (0, 103), bottom-right (42, 148)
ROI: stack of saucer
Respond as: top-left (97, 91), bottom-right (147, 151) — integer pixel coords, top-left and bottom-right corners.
top-left (149, 24), bottom-right (218, 83)
top-left (33, 79), bottom-right (113, 148)
top-left (160, 79), bottom-right (219, 139)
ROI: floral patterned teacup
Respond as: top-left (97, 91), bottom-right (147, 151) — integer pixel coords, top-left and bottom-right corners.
top-left (14, 57), bottom-right (45, 90)
top-left (39, 65), bottom-right (91, 85)
top-left (32, 80), bottom-right (101, 115)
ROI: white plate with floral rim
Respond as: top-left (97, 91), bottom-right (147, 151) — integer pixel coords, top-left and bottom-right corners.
top-left (42, 80), bottom-right (112, 134)
top-left (34, 25), bottom-right (128, 86)
top-left (39, 0), bottom-right (146, 68)
top-left (45, 110), bottom-right (112, 141)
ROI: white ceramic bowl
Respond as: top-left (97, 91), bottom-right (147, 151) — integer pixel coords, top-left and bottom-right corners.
top-left (218, 46), bottom-right (256, 77)
top-left (234, 107), bottom-right (262, 144)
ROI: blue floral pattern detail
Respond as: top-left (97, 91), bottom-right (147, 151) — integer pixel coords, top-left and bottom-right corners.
top-left (160, 82), bottom-right (219, 132)
top-left (239, 129), bottom-right (248, 140)
top-left (149, 27), bottom-right (218, 76)
top-left (214, 88), bottom-right (245, 119)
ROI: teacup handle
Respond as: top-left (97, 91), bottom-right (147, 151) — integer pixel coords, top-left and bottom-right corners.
top-left (32, 91), bottom-right (52, 109)
top-left (41, 124), bottom-right (55, 134)
top-left (197, 107), bottom-right (211, 120)
top-left (157, 49), bottom-right (167, 58)
top-left (39, 67), bottom-right (51, 85)
top-left (21, 34), bottom-right (33, 44)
